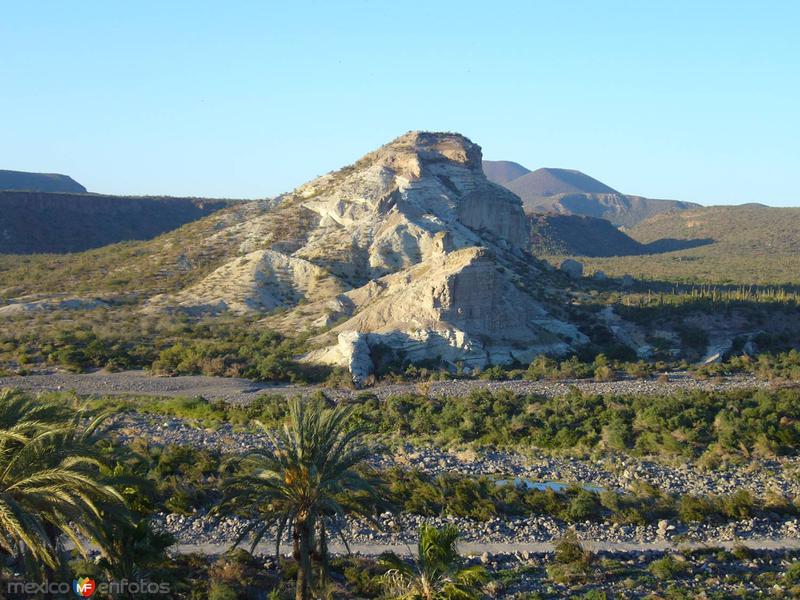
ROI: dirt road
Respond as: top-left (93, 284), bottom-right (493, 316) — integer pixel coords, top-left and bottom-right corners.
top-left (174, 536), bottom-right (800, 557)
top-left (0, 369), bottom-right (771, 404)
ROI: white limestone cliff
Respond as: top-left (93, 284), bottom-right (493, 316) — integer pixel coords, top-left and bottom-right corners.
top-left (148, 131), bottom-right (586, 383)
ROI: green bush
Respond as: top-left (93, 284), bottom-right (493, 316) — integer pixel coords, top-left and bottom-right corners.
top-left (593, 364), bottom-right (615, 382)
top-left (719, 490), bottom-right (755, 520)
top-left (547, 529), bottom-right (592, 584)
top-left (90, 384), bottom-right (800, 460)
top-left (678, 495), bottom-right (715, 523)
top-left (553, 529), bottom-right (586, 564)
top-left (784, 561), bottom-right (800, 585)
top-left (566, 489), bottom-right (601, 522)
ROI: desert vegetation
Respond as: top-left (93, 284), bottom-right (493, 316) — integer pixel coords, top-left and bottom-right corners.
top-left (2, 385), bottom-right (800, 598)
top-left (88, 384), bottom-right (800, 461)
top-left (545, 205), bottom-right (800, 285)
top-left (0, 311), bottom-right (330, 382)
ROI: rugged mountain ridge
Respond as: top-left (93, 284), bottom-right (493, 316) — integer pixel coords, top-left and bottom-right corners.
top-left (0, 191), bottom-right (238, 253)
top-left (530, 193), bottom-right (700, 228)
top-left (147, 131), bottom-right (584, 380)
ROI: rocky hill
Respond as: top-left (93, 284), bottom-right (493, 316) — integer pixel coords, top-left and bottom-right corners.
top-left (484, 163), bottom-right (699, 227)
top-left (0, 169), bottom-right (87, 193)
top-left (627, 205), bottom-right (800, 248)
top-left (533, 193), bottom-right (700, 228)
top-left (0, 191), bottom-right (238, 253)
top-left (145, 131), bottom-right (586, 380)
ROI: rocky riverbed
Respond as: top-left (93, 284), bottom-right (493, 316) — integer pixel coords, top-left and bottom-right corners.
top-left (105, 410), bottom-right (800, 556)
top-left (108, 412), bottom-right (800, 499)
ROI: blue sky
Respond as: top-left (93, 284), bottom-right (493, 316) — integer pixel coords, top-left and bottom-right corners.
top-left (1, 1), bottom-right (798, 205)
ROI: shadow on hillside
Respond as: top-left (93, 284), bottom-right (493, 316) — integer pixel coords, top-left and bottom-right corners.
top-left (642, 237), bottom-right (715, 254)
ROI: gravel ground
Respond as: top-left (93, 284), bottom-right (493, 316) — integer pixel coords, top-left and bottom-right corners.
top-left (0, 369), bottom-right (772, 404)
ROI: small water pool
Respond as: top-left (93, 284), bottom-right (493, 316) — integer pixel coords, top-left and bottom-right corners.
top-left (496, 478), bottom-right (605, 494)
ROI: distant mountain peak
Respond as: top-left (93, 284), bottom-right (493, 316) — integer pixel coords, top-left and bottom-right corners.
top-left (485, 159), bottom-right (699, 226)
top-left (482, 160), bottom-right (531, 185)
top-left (0, 169), bottom-right (87, 193)
top-left (509, 167), bottom-right (620, 198)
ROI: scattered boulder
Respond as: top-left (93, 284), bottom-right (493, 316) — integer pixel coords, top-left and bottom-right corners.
top-left (147, 249), bottom-right (347, 315)
top-left (559, 259), bottom-right (584, 278)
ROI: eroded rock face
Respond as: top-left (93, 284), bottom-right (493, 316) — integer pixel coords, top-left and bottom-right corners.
top-left (291, 131), bottom-right (529, 283)
top-left (155, 131), bottom-right (530, 310)
top-left (300, 247), bottom-right (585, 382)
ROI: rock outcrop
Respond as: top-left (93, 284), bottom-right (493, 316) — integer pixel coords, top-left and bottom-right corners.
top-left (283, 130), bottom-right (529, 284)
top-left (301, 247), bottom-right (585, 375)
top-left (0, 296), bottom-right (109, 317)
top-left (151, 131), bottom-right (586, 383)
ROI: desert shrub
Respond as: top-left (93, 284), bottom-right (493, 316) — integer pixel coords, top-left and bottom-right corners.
top-left (625, 361), bottom-right (653, 378)
top-left (524, 355), bottom-right (558, 380)
top-left (480, 365), bottom-right (510, 381)
top-left (554, 528), bottom-right (586, 564)
top-left (164, 487), bottom-right (208, 515)
top-left (678, 495), bottom-right (716, 523)
top-left (106, 385), bottom-right (800, 459)
top-left (648, 555), bottom-right (687, 580)
top-left (566, 489), bottom-right (602, 522)
top-left (208, 583), bottom-right (238, 600)
top-left (719, 490), bottom-right (755, 520)
top-left (593, 364), bottom-right (615, 382)
top-left (333, 556), bottom-right (384, 597)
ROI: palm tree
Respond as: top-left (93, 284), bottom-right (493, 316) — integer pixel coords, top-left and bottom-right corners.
top-left (220, 398), bottom-right (386, 600)
top-left (380, 524), bottom-right (486, 600)
top-left (0, 389), bottom-right (128, 575)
